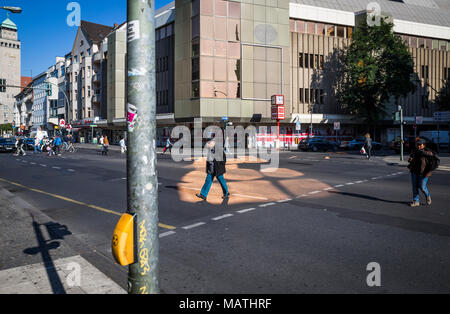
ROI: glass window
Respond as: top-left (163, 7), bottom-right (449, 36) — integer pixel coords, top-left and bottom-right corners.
top-left (214, 58), bottom-right (227, 81)
top-left (310, 89), bottom-right (315, 103)
top-left (439, 41), bottom-right (447, 51)
top-left (307, 22), bottom-right (315, 35)
top-left (228, 42), bottom-right (240, 59)
top-left (191, 0), bottom-right (200, 17)
top-left (215, 0), bottom-right (227, 17)
top-left (305, 88), bottom-right (309, 103)
top-left (418, 38), bottom-right (425, 48)
top-left (304, 53), bottom-right (309, 69)
top-left (201, 0), bottom-right (213, 15)
top-left (320, 89), bottom-right (325, 105)
top-left (317, 23), bottom-right (325, 36)
top-left (425, 38), bottom-right (432, 49)
top-left (320, 55), bottom-right (324, 70)
top-left (160, 27), bottom-right (166, 39)
top-left (215, 41), bottom-right (227, 57)
top-left (337, 26), bottom-right (345, 38)
top-left (228, 82), bottom-right (240, 99)
top-left (215, 17), bottom-right (227, 40)
top-left (299, 53), bottom-right (304, 68)
top-left (296, 20), bottom-right (305, 33)
top-left (166, 24), bottom-right (173, 37)
top-left (228, 19), bottom-right (240, 42)
top-left (200, 39), bottom-right (214, 56)
top-left (432, 40), bottom-right (439, 49)
top-left (228, 1), bottom-right (240, 19)
top-left (290, 20), bottom-right (296, 32)
top-left (309, 54), bottom-right (314, 68)
top-left (347, 27), bottom-right (353, 39)
top-left (192, 81), bottom-right (200, 98)
top-left (192, 41), bottom-right (200, 57)
top-left (201, 16), bottom-right (214, 38)
top-left (228, 59), bottom-right (240, 82)
top-left (327, 25), bottom-right (335, 37)
top-left (192, 58), bottom-right (199, 81)
top-left (410, 36), bottom-right (417, 48)
top-left (192, 15), bottom-right (200, 39)
top-left (299, 88), bottom-right (304, 103)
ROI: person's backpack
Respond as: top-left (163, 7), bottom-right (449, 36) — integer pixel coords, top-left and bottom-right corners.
top-left (426, 151), bottom-right (440, 172)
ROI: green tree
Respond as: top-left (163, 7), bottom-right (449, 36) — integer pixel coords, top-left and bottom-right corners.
top-left (338, 18), bottom-right (416, 129)
top-left (435, 80), bottom-right (450, 111)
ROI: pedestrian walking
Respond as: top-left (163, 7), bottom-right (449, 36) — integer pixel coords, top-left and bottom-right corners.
top-left (408, 139), bottom-right (439, 207)
top-left (102, 136), bottom-right (110, 156)
top-left (119, 137), bottom-right (127, 154)
top-left (196, 139), bottom-right (230, 201)
top-left (14, 137), bottom-right (26, 156)
top-left (53, 134), bottom-right (62, 156)
top-left (363, 133), bottom-right (373, 160)
top-left (163, 137), bottom-right (173, 154)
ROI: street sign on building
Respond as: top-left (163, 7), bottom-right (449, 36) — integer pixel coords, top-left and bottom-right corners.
top-left (59, 119), bottom-right (66, 128)
top-left (296, 121), bottom-right (301, 131)
top-left (334, 122), bottom-right (341, 131)
top-left (415, 116), bottom-right (423, 125)
top-left (434, 111), bottom-right (450, 122)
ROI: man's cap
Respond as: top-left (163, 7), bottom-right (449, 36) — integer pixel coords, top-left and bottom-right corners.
top-left (416, 139), bottom-right (426, 146)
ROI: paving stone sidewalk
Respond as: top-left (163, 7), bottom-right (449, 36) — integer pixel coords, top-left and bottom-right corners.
top-left (0, 187), bottom-right (125, 294)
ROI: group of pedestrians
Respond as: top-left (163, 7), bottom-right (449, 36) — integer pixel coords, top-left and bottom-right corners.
top-left (34, 134), bottom-right (71, 157)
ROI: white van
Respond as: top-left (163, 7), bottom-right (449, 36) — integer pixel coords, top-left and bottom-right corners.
top-left (419, 131), bottom-right (449, 145)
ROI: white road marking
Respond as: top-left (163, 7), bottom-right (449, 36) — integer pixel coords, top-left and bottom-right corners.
top-left (335, 184), bottom-right (344, 188)
top-left (237, 208), bottom-right (256, 214)
top-left (159, 231), bottom-right (176, 238)
top-left (30, 162), bottom-right (36, 165)
top-left (259, 202), bottom-right (276, 207)
top-left (309, 191), bottom-right (321, 195)
top-left (355, 181), bottom-right (364, 184)
top-left (277, 199), bottom-right (292, 203)
top-left (52, 167), bottom-right (61, 170)
top-left (182, 222), bottom-right (206, 230)
top-left (68, 169), bottom-right (75, 172)
top-left (40, 164), bottom-right (47, 167)
top-left (323, 187), bottom-right (333, 191)
top-left (346, 182), bottom-right (355, 185)
top-left (212, 214), bottom-right (234, 221)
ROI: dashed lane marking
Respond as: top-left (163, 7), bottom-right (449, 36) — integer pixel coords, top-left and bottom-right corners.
top-left (212, 214), bottom-right (234, 221)
top-left (182, 222), bottom-right (206, 230)
top-left (237, 208), bottom-right (256, 214)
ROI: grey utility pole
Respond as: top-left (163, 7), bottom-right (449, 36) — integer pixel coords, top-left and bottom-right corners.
top-left (126, 0), bottom-right (159, 294)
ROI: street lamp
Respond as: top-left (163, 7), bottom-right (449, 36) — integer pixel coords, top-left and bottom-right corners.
top-left (0, 6), bottom-right (22, 14)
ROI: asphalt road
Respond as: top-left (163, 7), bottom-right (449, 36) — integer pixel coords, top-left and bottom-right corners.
top-left (1, 147), bottom-right (449, 293)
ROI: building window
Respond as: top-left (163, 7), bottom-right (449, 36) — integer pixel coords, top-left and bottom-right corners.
top-left (192, 81), bottom-right (200, 98)
top-left (309, 54), bottom-right (314, 69)
top-left (305, 88), bottom-right (309, 103)
top-left (299, 88), bottom-right (304, 103)
top-left (337, 26), bottom-right (345, 38)
top-left (299, 53), bottom-right (304, 68)
top-left (421, 65), bottom-right (429, 80)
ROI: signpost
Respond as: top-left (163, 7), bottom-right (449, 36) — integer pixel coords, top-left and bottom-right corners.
top-left (271, 95), bottom-right (285, 150)
top-left (334, 122), bottom-right (341, 144)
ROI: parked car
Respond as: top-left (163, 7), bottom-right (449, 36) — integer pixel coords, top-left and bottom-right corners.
top-left (393, 136), bottom-right (438, 154)
top-left (0, 138), bottom-right (16, 153)
top-left (347, 137), bottom-right (383, 151)
top-left (22, 138), bottom-right (36, 150)
top-left (299, 138), bottom-right (338, 152)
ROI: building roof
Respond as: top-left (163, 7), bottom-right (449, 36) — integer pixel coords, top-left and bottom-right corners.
top-left (1, 17), bottom-right (17, 30)
top-left (290, 0), bottom-right (450, 29)
top-left (155, 2), bottom-right (175, 29)
top-left (80, 20), bottom-right (114, 44)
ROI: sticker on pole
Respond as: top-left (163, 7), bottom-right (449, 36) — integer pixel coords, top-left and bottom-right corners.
top-left (127, 103), bottom-right (138, 133)
top-left (128, 20), bottom-right (140, 42)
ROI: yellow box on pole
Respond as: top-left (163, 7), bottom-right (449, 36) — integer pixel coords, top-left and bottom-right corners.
top-left (112, 213), bottom-right (135, 266)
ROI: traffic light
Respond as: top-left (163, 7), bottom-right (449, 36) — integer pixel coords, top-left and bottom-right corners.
top-left (0, 79), bottom-right (6, 93)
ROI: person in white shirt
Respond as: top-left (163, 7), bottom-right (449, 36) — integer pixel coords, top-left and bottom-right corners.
top-left (120, 137), bottom-right (127, 154)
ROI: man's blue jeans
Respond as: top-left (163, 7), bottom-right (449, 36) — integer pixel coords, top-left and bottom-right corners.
top-left (411, 173), bottom-right (430, 202)
top-left (200, 174), bottom-right (229, 198)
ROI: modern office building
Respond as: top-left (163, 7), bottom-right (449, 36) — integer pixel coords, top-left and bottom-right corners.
top-left (0, 15), bottom-right (21, 126)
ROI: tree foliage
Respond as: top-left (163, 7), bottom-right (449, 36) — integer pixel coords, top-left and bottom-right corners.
top-left (338, 18), bottom-right (416, 126)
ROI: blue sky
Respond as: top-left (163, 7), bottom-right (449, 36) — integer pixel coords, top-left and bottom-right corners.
top-left (1, 0), bottom-right (173, 79)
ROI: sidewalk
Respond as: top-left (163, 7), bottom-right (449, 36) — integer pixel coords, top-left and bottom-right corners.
top-left (0, 187), bottom-right (126, 294)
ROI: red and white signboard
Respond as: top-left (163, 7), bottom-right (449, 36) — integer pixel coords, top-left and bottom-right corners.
top-left (271, 95), bottom-right (285, 120)
top-left (59, 119), bottom-right (66, 128)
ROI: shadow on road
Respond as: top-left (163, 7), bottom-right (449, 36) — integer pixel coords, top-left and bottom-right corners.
top-left (328, 191), bottom-right (410, 206)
